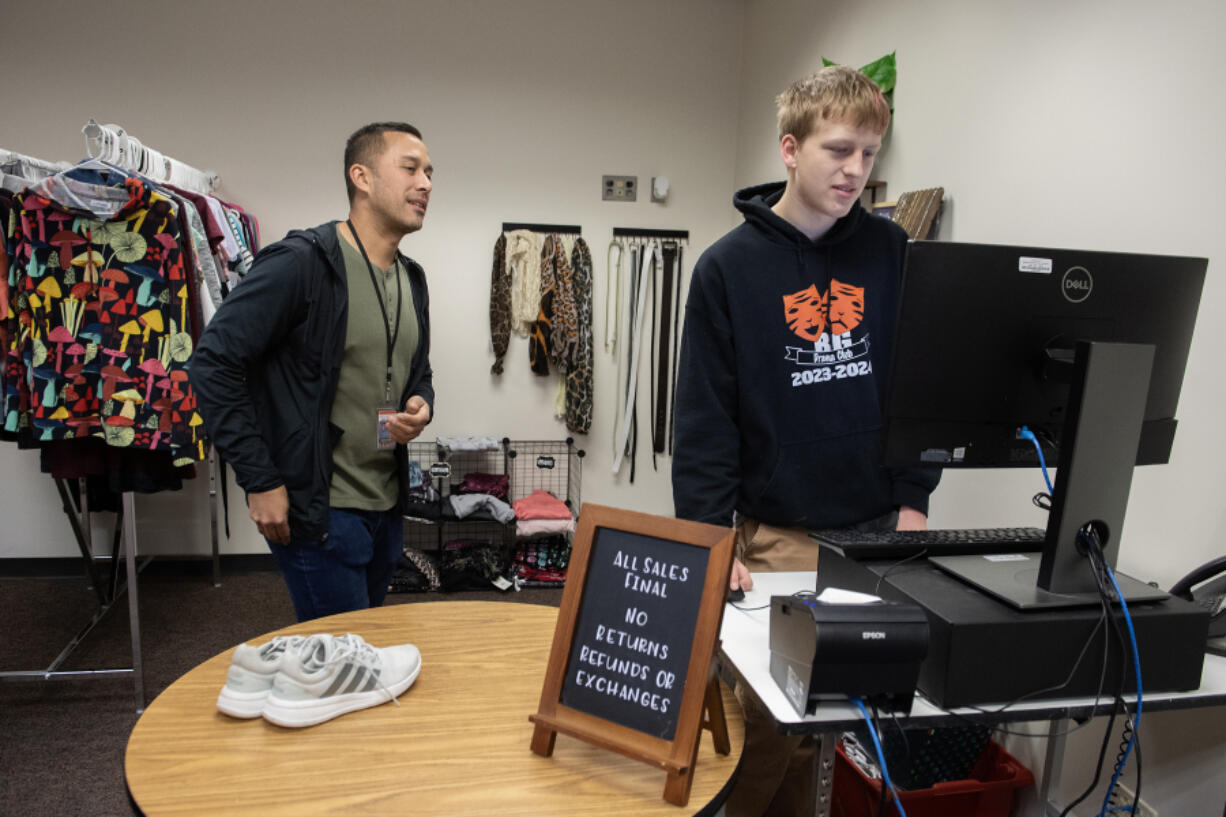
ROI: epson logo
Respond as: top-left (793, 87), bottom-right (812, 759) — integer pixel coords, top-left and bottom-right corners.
top-left (862, 631), bottom-right (886, 640)
top-left (1061, 266), bottom-right (1093, 304)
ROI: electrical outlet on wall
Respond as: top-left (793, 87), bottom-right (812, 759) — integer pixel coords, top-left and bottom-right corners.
top-left (602, 175), bottom-right (637, 201)
top-left (1106, 782), bottom-right (1158, 817)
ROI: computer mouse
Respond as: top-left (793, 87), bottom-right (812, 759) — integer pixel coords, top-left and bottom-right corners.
top-left (727, 587), bottom-right (745, 603)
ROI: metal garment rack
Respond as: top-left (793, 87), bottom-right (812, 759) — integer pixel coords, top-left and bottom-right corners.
top-left (0, 455), bottom-right (223, 713)
top-left (0, 483), bottom-right (146, 711)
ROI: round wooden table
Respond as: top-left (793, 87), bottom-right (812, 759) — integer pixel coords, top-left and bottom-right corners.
top-left (125, 601), bottom-right (743, 816)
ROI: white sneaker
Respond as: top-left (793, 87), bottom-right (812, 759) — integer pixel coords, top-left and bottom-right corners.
top-left (261, 633), bottom-right (422, 728)
top-left (216, 635), bottom-right (312, 718)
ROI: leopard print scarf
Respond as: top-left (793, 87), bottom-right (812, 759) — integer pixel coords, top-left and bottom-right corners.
top-left (565, 238), bottom-right (593, 434)
top-left (489, 232), bottom-right (510, 374)
top-left (528, 234), bottom-right (560, 374)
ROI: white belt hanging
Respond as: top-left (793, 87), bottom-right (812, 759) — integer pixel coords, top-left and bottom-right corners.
top-left (605, 238), bottom-right (624, 353)
top-left (612, 242), bottom-right (636, 458)
top-left (612, 240), bottom-right (659, 474)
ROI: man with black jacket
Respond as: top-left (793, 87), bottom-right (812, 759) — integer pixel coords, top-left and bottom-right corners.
top-left (192, 122), bottom-right (434, 622)
top-left (672, 68), bottom-right (940, 816)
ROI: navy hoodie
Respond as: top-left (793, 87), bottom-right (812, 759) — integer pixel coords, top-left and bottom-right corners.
top-left (672, 182), bottom-right (939, 529)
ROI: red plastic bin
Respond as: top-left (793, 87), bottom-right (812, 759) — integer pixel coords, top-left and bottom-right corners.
top-left (832, 739), bottom-right (1035, 817)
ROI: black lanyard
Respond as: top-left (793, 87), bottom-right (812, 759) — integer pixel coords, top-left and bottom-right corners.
top-left (346, 219), bottom-right (403, 404)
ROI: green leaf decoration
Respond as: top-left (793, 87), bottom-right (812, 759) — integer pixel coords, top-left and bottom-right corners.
top-left (89, 220), bottom-right (122, 245)
top-left (168, 333), bottom-right (193, 363)
top-left (860, 52), bottom-right (896, 94)
top-left (111, 231), bottom-right (148, 264)
top-left (820, 51), bottom-right (896, 95)
top-left (32, 338), bottom-right (48, 367)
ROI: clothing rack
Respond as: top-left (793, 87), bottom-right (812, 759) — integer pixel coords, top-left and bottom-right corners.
top-left (0, 147), bottom-right (71, 175)
top-left (0, 137), bottom-right (233, 711)
top-left (502, 222), bottom-right (583, 234)
top-left (612, 227), bottom-right (689, 241)
top-left (82, 119), bottom-right (219, 195)
top-left (0, 485), bottom-right (146, 711)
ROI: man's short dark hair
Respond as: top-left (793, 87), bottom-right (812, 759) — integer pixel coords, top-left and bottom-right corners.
top-left (343, 122), bottom-right (423, 203)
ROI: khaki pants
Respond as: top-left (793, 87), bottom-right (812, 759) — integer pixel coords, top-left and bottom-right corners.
top-left (726, 514), bottom-right (895, 817)
top-left (726, 519), bottom-right (819, 817)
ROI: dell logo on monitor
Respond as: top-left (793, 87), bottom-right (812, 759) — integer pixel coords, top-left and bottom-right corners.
top-left (1061, 266), bottom-right (1093, 303)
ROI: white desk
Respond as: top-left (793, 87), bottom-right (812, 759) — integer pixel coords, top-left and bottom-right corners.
top-left (717, 571), bottom-right (1226, 817)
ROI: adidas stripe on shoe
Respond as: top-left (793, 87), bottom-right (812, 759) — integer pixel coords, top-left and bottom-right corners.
top-left (216, 634), bottom-right (312, 719)
top-left (261, 633), bottom-right (422, 728)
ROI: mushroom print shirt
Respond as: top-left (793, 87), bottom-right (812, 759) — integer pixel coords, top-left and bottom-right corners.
top-left (3, 171), bottom-right (204, 463)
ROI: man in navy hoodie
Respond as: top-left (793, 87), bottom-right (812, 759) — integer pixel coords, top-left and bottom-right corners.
top-left (672, 67), bottom-right (939, 815)
top-left (193, 123), bottom-right (434, 622)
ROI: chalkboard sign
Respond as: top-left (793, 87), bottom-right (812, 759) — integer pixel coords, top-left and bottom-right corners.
top-left (530, 504), bottom-right (735, 806)
top-left (560, 528), bottom-right (709, 740)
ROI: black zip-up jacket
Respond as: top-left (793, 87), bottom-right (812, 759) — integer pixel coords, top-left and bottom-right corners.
top-left (672, 183), bottom-right (938, 529)
top-left (190, 221), bottom-right (434, 542)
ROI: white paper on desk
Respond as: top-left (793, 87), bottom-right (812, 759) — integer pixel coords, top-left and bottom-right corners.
top-left (815, 587), bottom-right (883, 604)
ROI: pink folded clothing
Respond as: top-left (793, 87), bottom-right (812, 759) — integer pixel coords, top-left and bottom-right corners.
top-left (516, 518), bottom-right (576, 538)
top-left (512, 489), bottom-right (573, 520)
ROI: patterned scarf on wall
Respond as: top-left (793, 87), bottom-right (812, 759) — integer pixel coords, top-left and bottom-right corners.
top-left (488, 232), bottom-right (510, 374)
top-left (548, 236), bottom-right (578, 372)
top-left (527, 234), bottom-right (559, 375)
top-left (565, 237), bottom-right (593, 434)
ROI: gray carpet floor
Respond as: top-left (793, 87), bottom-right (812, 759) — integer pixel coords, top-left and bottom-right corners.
top-left (0, 562), bottom-right (562, 816)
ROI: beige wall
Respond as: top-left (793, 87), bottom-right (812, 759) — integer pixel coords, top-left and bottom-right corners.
top-left (0, 0), bottom-right (745, 558)
top-left (735, 1), bottom-right (1226, 814)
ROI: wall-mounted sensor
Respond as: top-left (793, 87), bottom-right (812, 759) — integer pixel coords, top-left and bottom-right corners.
top-left (651, 175), bottom-right (670, 203)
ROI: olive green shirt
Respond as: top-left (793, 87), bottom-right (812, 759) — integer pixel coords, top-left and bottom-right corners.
top-left (328, 236), bottom-right (420, 510)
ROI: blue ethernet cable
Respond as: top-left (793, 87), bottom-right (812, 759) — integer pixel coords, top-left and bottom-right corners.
top-left (1094, 559), bottom-right (1143, 817)
top-left (850, 696), bottom-right (908, 817)
top-left (1018, 425), bottom-right (1055, 495)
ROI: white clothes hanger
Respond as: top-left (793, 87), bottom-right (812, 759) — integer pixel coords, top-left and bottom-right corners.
top-left (81, 118), bottom-right (219, 194)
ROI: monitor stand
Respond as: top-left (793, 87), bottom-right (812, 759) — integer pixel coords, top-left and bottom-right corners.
top-left (931, 341), bottom-right (1171, 611)
top-left (929, 553), bottom-right (1168, 610)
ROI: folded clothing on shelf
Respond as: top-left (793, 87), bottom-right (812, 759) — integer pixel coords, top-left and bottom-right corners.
top-left (458, 472), bottom-right (509, 500)
top-left (512, 535), bottom-right (570, 585)
top-left (389, 547), bottom-right (442, 593)
top-left (450, 492), bottom-right (515, 523)
top-left (516, 517), bottom-right (576, 538)
top-left (512, 489), bottom-right (573, 520)
top-left (440, 539), bottom-right (507, 591)
top-left (436, 435), bottom-right (501, 451)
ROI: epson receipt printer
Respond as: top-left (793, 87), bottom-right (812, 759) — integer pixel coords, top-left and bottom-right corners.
top-left (769, 595), bottom-right (929, 715)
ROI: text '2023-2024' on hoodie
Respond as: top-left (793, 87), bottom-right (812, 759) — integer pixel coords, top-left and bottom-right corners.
top-left (672, 182), bottom-right (939, 530)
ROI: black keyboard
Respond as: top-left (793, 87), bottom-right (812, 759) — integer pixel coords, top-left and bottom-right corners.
top-left (809, 526), bottom-right (1046, 560)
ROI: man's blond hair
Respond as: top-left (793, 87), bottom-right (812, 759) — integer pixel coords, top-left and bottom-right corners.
top-left (775, 65), bottom-right (890, 143)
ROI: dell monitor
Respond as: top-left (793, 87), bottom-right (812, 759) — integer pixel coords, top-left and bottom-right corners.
top-left (883, 241), bottom-right (1207, 610)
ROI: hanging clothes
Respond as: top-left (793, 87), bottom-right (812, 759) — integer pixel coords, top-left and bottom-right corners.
top-left (507, 229), bottom-right (542, 336)
top-left (652, 241), bottom-right (678, 454)
top-left (528, 234), bottom-right (559, 375)
top-left (488, 232), bottom-right (510, 374)
top-left (5, 170), bottom-right (203, 461)
top-left (1, 143), bottom-right (253, 467)
top-left (489, 225), bottom-right (591, 433)
top-left (564, 238), bottom-right (593, 434)
top-left (612, 242), bottom-right (657, 474)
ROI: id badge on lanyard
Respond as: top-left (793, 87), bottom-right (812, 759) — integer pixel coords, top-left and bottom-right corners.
top-left (375, 403), bottom-right (397, 451)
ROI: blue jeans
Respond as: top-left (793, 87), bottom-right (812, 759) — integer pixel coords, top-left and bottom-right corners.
top-left (267, 507), bottom-right (404, 623)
